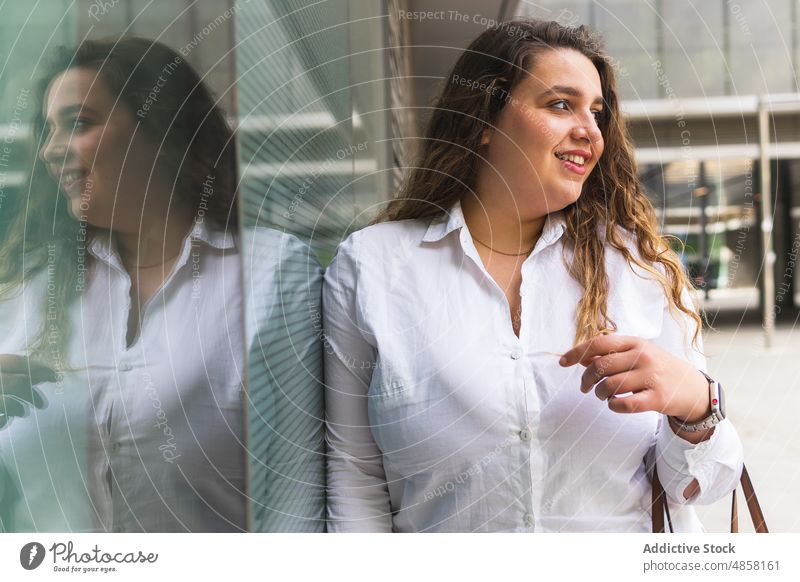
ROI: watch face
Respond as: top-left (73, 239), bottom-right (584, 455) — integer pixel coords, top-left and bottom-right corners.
top-left (713, 383), bottom-right (725, 419)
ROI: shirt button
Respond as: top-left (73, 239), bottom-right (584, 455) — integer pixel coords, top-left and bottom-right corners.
top-left (510, 350), bottom-right (522, 360)
top-left (118, 362), bottom-right (133, 372)
top-left (523, 513), bottom-right (535, 528)
top-left (111, 442), bottom-right (121, 452)
top-left (519, 428), bottom-right (532, 442)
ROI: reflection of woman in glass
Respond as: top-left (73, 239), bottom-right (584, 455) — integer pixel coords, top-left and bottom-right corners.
top-left (324, 20), bottom-right (743, 532)
top-left (0, 38), bottom-right (324, 532)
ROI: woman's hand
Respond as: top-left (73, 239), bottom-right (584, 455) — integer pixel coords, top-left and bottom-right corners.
top-left (0, 355), bottom-right (55, 429)
top-left (558, 334), bottom-right (710, 424)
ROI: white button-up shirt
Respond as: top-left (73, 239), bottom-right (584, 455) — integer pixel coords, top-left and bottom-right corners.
top-left (323, 201), bottom-right (744, 532)
top-left (0, 221), bottom-right (325, 532)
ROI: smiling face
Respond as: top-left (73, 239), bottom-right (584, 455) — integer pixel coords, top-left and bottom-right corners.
top-left (39, 67), bottom-right (167, 232)
top-left (478, 48), bottom-right (605, 220)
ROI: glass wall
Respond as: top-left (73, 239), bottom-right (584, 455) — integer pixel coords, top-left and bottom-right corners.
top-left (0, 0), bottom-right (391, 532)
top-left (660, 1), bottom-right (725, 98)
top-left (592, 0), bottom-right (660, 100)
top-left (235, 0), bottom-right (391, 531)
top-left (727, 0), bottom-right (794, 95)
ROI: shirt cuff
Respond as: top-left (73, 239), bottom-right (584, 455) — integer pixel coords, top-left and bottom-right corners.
top-left (655, 415), bottom-right (743, 505)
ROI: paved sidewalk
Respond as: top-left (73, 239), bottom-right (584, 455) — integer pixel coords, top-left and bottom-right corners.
top-left (693, 312), bottom-right (800, 533)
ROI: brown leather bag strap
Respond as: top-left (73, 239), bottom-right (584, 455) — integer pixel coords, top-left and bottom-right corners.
top-left (741, 465), bottom-right (769, 533)
top-left (652, 463), bottom-right (769, 533)
top-left (652, 465), bottom-right (666, 533)
top-left (731, 489), bottom-right (739, 533)
top-left (651, 466), bottom-right (673, 533)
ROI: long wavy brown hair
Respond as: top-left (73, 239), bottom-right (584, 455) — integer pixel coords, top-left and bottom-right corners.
top-left (377, 19), bottom-right (700, 345)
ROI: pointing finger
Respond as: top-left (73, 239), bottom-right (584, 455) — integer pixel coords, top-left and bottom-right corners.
top-left (560, 334), bottom-right (639, 367)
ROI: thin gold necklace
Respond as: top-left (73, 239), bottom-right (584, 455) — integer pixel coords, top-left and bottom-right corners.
top-left (121, 251), bottom-right (181, 269)
top-left (472, 235), bottom-right (534, 257)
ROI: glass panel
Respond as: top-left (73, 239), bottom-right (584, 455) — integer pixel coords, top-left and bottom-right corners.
top-left (0, 0), bottom-right (390, 533)
top-left (515, 0), bottom-right (592, 28)
top-left (236, 0), bottom-right (390, 530)
top-left (0, 0), bottom-right (239, 532)
top-left (590, 0), bottom-right (660, 100)
top-left (236, 0), bottom-right (345, 532)
top-left (728, 0), bottom-right (794, 95)
top-left (661, 0), bottom-right (725, 97)
top-left (0, 1), bottom-right (85, 533)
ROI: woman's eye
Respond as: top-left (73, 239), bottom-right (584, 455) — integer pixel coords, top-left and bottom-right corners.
top-left (70, 118), bottom-right (89, 131)
top-left (551, 100), bottom-right (604, 124)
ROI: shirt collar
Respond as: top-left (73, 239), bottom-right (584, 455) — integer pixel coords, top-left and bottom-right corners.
top-left (422, 198), bottom-right (567, 252)
top-left (188, 218), bottom-right (236, 250)
top-left (86, 230), bottom-right (115, 264)
top-left (87, 218), bottom-right (236, 264)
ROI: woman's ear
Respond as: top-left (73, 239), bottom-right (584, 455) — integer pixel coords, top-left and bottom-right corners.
top-left (480, 128), bottom-right (491, 146)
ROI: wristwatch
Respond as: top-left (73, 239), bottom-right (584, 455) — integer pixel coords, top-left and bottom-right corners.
top-left (669, 371), bottom-right (726, 432)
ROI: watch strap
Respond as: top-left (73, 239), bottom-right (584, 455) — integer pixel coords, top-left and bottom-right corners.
top-left (669, 372), bottom-right (725, 433)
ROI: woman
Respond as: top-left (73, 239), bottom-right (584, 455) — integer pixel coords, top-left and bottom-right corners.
top-left (0, 38), bottom-right (324, 532)
top-left (323, 20), bottom-right (743, 532)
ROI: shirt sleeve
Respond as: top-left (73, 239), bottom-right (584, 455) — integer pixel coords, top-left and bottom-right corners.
top-left (323, 231), bottom-right (393, 532)
top-left (650, 286), bottom-right (744, 506)
top-left (246, 232), bottom-right (326, 532)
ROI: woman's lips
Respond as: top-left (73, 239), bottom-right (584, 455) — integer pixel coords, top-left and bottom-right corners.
top-left (57, 171), bottom-right (88, 196)
top-left (559, 158), bottom-right (587, 176)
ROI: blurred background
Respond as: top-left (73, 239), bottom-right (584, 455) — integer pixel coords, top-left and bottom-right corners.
top-left (0, 0), bottom-right (797, 532)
